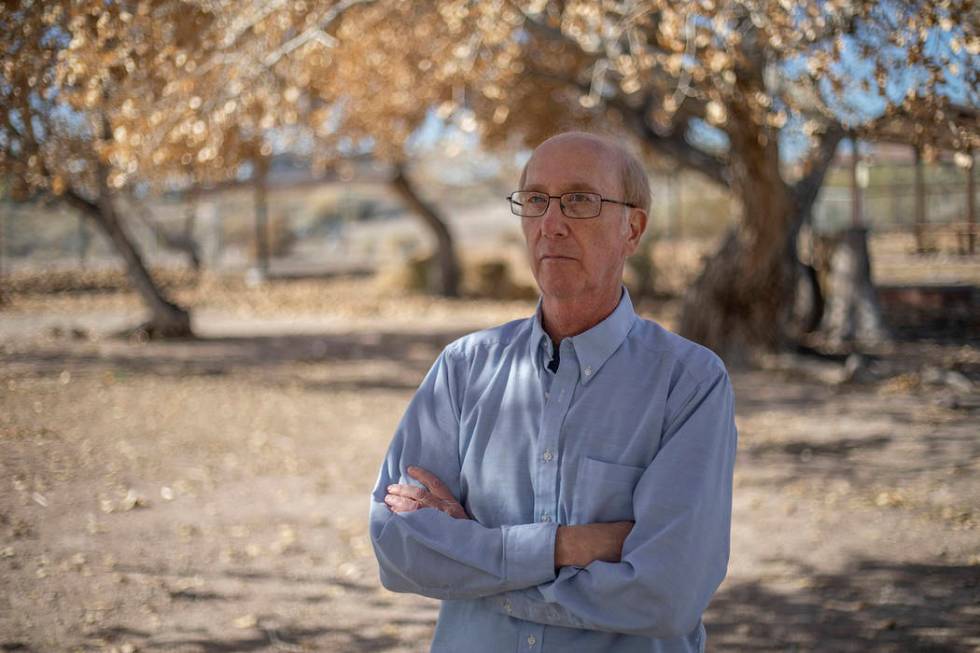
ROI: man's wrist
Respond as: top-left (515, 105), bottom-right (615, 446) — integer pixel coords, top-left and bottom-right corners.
top-left (555, 525), bottom-right (584, 568)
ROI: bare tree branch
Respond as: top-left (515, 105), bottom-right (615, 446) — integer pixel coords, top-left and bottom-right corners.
top-left (792, 123), bottom-right (845, 212)
top-left (263, 0), bottom-right (378, 66)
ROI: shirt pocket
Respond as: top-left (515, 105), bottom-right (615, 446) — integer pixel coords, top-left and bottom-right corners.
top-left (570, 456), bottom-right (646, 524)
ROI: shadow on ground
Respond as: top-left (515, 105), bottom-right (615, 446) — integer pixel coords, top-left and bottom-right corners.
top-left (1, 329), bottom-right (473, 384)
top-left (706, 558), bottom-right (980, 652)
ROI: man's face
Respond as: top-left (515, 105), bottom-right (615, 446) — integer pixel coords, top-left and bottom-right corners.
top-left (521, 135), bottom-right (644, 305)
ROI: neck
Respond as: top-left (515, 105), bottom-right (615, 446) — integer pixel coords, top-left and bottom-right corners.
top-left (541, 287), bottom-right (621, 343)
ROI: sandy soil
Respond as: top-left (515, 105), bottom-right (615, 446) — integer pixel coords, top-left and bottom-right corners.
top-left (1, 277), bottom-right (978, 652)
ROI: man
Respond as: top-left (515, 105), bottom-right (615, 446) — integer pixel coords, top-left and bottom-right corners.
top-left (370, 132), bottom-right (737, 652)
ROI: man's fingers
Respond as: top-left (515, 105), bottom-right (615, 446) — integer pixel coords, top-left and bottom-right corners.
top-left (407, 466), bottom-right (454, 500)
top-left (384, 494), bottom-right (420, 513)
top-left (387, 483), bottom-right (442, 510)
top-left (387, 483), bottom-right (426, 502)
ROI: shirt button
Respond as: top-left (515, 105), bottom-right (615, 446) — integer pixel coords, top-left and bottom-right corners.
top-left (527, 635), bottom-right (536, 647)
top-left (542, 449), bottom-right (553, 462)
top-left (504, 599), bottom-right (513, 614)
top-left (584, 366), bottom-right (593, 376)
top-left (540, 513), bottom-right (552, 523)
top-left (544, 391), bottom-right (550, 400)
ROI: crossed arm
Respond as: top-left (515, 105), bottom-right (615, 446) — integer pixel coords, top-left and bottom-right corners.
top-left (385, 465), bottom-right (634, 569)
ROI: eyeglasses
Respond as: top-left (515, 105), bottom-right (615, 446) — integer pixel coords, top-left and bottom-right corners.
top-left (507, 191), bottom-right (637, 219)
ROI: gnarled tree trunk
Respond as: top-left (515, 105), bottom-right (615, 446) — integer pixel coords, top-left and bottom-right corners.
top-left (65, 189), bottom-right (193, 338)
top-left (675, 111), bottom-right (845, 361)
top-left (678, 84), bottom-right (799, 361)
top-left (678, 191), bottom-right (796, 362)
top-left (391, 164), bottom-right (460, 297)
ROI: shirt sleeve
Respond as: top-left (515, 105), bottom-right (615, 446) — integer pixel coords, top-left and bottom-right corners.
top-left (483, 368), bottom-right (737, 639)
top-left (369, 347), bottom-right (559, 601)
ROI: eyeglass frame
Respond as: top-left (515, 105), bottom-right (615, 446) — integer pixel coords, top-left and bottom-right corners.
top-left (506, 190), bottom-right (638, 219)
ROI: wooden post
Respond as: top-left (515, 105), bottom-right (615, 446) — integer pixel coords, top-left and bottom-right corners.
top-left (850, 135), bottom-right (863, 228)
top-left (77, 213), bottom-right (90, 268)
top-left (967, 150), bottom-right (976, 255)
top-left (253, 157), bottom-right (270, 279)
top-left (914, 145), bottom-right (927, 253)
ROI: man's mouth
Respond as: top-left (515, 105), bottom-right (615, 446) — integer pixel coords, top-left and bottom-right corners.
top-left (539, 254), bottom-right (576, 261)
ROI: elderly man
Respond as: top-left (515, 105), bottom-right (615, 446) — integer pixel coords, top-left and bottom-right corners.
top-left (370, 131), bottom-right (737, 652)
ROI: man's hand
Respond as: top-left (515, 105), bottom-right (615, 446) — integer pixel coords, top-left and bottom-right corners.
top-left (385, 466), bottom-right (469, 520)
top-left (555, 522), bottom-right (633, 569)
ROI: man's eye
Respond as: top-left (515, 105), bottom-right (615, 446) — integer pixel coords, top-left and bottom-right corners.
top-left (527, 195), bottom-right (548, 204)
top-left (566, 193), bottom-right (593, 203)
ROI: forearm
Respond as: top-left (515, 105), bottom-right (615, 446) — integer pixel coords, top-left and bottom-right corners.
top-left (370, 497), bottom-right (558, 600)
top-left (554, 522), bottom-right (632, 568)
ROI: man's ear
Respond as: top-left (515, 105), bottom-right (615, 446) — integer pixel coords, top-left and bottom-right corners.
top-left (624, 208), bottom-right (648, 255)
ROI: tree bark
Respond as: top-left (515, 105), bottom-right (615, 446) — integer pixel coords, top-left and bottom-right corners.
top-left (818, 227), bottom-right (888, 348)
top-left (672, 115), bottom-right (846, 361)
top-left (0, 202), bottom-right (5, 305)
top-left (64, 190), bottom-right (193, 338)
top-left (677, 83), bottom-right (799, 361)
top-left (391, 164), bottom-right (460, 298)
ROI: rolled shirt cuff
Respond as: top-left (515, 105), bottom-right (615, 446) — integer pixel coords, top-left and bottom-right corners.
top-left (503, 521), bottom-right (559, 587)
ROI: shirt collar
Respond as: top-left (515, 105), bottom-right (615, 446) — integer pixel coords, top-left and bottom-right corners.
top-left (527, 288), bottom-right (637, 384)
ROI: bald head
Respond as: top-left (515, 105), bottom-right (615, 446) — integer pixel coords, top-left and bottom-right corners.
top-left (520, 132), bottom-right (651, 214)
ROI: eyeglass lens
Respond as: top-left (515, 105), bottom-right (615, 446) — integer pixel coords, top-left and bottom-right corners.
top-left (510, 192), bottom-right (601, 218)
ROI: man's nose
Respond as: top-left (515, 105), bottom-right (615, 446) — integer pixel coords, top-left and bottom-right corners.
top-left (540, 196), bottom-right (569, 238)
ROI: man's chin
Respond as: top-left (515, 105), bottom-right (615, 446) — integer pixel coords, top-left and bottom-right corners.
top-left (537, 278), bottom-right (587, 301)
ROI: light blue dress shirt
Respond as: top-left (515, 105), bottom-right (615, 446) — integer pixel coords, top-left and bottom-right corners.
top-left (370, 289), bottom-right (737, 652)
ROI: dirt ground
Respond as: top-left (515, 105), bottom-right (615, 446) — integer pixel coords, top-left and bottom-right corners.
top-left (1, 275), bottom-right (978, 652)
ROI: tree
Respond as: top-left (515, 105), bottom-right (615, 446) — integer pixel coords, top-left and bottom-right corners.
top-left (314, 0), bottom-right (976, 358)
top-left (0, 0), bottom-right (205, 337)
top-left (108, 0), bottom-right (462, 296)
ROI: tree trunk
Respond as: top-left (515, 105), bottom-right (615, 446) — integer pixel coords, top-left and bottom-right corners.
top-left (129, 197), bottom-right (202, 271)
top-left (818, 227), bottom-right (888, 348)
top-left (850, 135), bottom-right (863, 228)
top-left (391, 164), bottom-right (460, 298)
top-left (674, 107), bottom-right (846, 362)
top-left (65, 190), bottom-right (193, 338)
top-left (794, 261), bottom-right (824, 335)
top-left (0, 202), bottom-right (6, 306)
top-left (678, 98), bottom-right (799, 362)
top-left (678, 217), bottom-right (795, 364)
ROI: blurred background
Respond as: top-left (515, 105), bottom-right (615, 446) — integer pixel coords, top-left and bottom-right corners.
top-left (1, 1), bottom-right (978, 651)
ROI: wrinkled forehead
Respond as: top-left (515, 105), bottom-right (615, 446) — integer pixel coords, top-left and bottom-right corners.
top-left (523, 134), bottom-right (623, 195)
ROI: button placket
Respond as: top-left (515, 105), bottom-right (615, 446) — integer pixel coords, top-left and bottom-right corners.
top-left (535, 341), bottom-right (576, 546)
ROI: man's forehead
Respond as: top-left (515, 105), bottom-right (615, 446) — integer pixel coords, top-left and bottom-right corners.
top-left (531, 133), bottom-right (621, 164)
top-left (524, 133), bottom-right (622, 189)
